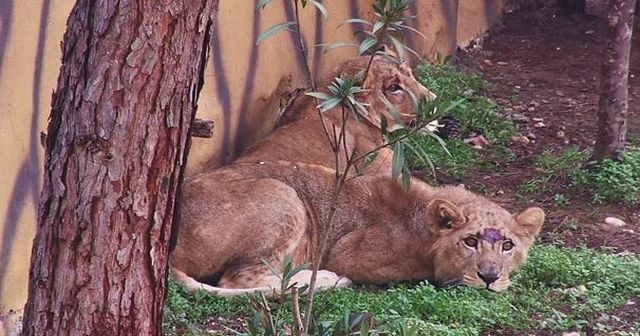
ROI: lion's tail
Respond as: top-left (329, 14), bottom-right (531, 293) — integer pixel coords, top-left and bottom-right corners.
top-left (170, 267), bottom-right (278, 298)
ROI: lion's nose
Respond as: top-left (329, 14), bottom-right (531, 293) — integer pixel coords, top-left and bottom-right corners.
top-left (477, 271), bottom-right (499, 285)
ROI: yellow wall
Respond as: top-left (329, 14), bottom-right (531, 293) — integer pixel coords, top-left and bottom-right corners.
top-left (0, 0), bottom-right (504, 313)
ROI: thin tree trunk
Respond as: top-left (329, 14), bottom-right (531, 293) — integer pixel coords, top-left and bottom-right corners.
top-left (23, 0), bottom-right (218, 335)
top-left (591, 0), bottom-right (636, 161)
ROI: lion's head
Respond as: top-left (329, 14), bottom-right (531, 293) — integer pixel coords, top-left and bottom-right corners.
top-left (331, 54), bottom-right (436, 129)
top-left (419, 186), bottom-right (545, 292)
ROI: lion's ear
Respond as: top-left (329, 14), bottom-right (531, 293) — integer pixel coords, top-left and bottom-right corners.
top-left (514, 207), bottom-right (545, 237)
top-left (427, 199), bottom-right (465, 230)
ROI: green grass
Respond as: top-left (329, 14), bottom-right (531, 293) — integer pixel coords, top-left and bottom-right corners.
top-left (417, 63), bottom-right (517, 144)
top-left (404, 136), bottom-right (476, 180)
top-left (518, 146), bottom-right (588, 197)
top-left (572, 147), bottom-right (640, 205)
top-left (407, 63), bottom-right (518, 180)
top-left (518, 146), bottom-right (640, 206)
top-left (164, 246), bottom-right (640, 335)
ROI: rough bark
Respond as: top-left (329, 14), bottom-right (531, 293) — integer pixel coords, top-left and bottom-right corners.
top-left (591, 0), bottom-right (636, 161)
top-left (23, 0), bottom-right (218, 335)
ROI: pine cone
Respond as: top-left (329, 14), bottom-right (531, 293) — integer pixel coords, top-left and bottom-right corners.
top-left (437, 115), bottom-right (462, 140)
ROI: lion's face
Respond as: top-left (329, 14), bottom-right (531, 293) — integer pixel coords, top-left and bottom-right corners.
top-left (424, 198), bottom-right (545, 292)
top-left (333, 56), bottom-right (436, 128)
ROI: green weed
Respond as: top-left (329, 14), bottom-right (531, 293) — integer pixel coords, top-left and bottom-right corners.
top-left (519, 146), bottom-right (588, 195)
top-left (572, 148), bottom-right (640, 205)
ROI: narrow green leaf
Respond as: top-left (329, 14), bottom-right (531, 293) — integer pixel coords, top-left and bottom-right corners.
top-left (380, 115), bottom-right (388, 135)
top-left (428, 131), bottom-right (451, 157)
top-left (318, 42), bottom-right (359, 54)
top-left (359, 36), bottom-right (378, 55)
top-left (305, 91), bottom-right (334, 101)
top-left (256, 0), bottom-right (277, 10)
top-left (372, 20), bottom-right (385, 35)
top-left (256, 22), bottom-right (296, 45)
top-left (399, 23), bottom-right (427, 39)
top-left (378, 93), bottom-right (401, 124)
top-left (441, 98), bottom-right (467, 115)
top-left (363, 152), bottom-right (379, 170)
top-left (308, 0), bottom-right (328, 18)
top-left (339, 18), bottom-right (373, 28)
top-left (319, 98), bottom-right (342, 112)
top-left (402, 166), bottom-right (411, 191)
top-left (261, 259), bottom-right (281, 278)
top-left (392, 141), bottom-right (404, 180)
top-left (388, 35), bottom-right (406, 61)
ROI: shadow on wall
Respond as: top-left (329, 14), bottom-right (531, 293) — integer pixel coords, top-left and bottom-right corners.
top-left (0, 0), bottom-right (49, 306)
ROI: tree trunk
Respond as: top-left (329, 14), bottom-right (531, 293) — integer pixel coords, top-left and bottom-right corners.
top-left (22, 0), bottom-right (218, 335)
top-left (591, 0), bottom-right (636, 161)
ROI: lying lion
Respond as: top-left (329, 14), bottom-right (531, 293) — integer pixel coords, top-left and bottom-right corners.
top-left (234, 54), bottom-right (437, 174)
top-left (170, 161), bottom-right (544, 296)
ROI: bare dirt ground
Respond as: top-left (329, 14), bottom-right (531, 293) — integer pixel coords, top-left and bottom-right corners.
top-left (455, 0), bottom-right (640, 255)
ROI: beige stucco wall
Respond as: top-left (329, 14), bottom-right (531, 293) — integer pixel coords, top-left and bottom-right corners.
top-left (0, 0), bottom-right (504, 313)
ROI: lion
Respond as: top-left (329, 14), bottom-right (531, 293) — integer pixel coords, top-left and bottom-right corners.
top-left (170, 161), bottom-right (545, 296)
top-left (234, 53), bottom-right (437, 174)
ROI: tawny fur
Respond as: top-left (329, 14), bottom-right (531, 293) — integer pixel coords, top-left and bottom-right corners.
top-left (234, 55), bottom-right (437, 175)
top-left (170, 161), bottom-right (545, 296)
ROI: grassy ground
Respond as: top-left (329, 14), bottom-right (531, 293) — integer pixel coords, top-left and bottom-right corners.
top-left (163, 63), bottom-right (640, 335)
top-left (164, 246), bottom-right (640, 335)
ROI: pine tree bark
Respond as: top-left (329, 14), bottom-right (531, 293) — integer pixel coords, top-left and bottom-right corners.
top-left (591, 0), bottom-right (636, 161)
top-left (23, 0), bottom-right (218, 335)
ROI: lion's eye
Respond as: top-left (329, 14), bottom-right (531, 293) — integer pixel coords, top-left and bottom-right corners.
top-left (502, 241), bottom-right (514, 251)
top-left (386, 83), bottom-right (403, 93)
top-left (463, 237), bottom-right (478, 248)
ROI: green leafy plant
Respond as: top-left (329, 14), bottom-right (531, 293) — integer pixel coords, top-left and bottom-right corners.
top-left (519, 147), bottom-right (588, 196)
top-left (572, 147), bottom-right (640, 205)
top-left (552, 193), bottom-right (571, 207)
top-left (253, 1), bottom-right (444, 334)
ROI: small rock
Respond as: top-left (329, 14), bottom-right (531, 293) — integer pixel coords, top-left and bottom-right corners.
top-left (526, 132), bottom-right (537, 140)
top-left (483, 59), bottom-right (493, 65)
top-left (605, 216), bottom-right (626, 227)
top-left (534, 122), bottom-right (546, 128)
top-left (512, 135), bottom-right (530, 145)
top-left (496, 61), bottom-right (509, 66)
top-left (626, 299), bottom-right (637, 306)
top-left (496, 190), bottom-right (504, 195)
top-left (564, 285), bottom-right (587, 297)
top-left (510, 113), bottom-right (530, 123)
top-left (464, 135), bottom-right (490, 150)
top-left (562, 332), bottom-right (582, 336)
top-left (564, 140), bottom-right (570, 145)
top-left (527, 107), bottom-right (535, 112)
top-left (585, 30), bottom-right (595, 34)
top-left (515, 85), bottom-right (521, 90)
top-left (556, 130), bottom-right (565, 138)
top-left (556, 90), bottom-right (565, 97)
top-left (532, 117), bottom-right (544, 122)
